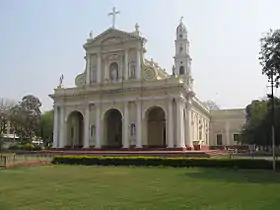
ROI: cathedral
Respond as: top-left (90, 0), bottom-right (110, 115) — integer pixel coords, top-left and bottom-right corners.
top-left (49, 14), bottom-right (245, 150)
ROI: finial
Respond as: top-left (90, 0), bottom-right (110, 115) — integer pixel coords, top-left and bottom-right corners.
top-left (135, 23), bottom-right (140, 36)
top-left (135, 23), bottom-right (139, 31)
top-left (180, 16), bottom-right (184, 24)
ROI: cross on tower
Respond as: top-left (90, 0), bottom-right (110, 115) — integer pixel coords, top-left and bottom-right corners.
top-left (108, 7), bottom-right (120, 28)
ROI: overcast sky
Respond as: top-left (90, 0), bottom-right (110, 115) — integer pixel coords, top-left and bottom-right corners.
top-left (1, 0), bottom-right (279, 111)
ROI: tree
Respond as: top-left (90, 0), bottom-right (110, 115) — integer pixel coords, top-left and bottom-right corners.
top-left (241, 98), bottom-right (280, 146)
top-left (10, 95), bottom-right (42, 139)
top-left (0, 98), bottom-right (16, 135)
top-left (203, 100), bottom-right (220, 110)
top-left (241, 100), bottom-right (269, 145)
top-left (259, 29), bottom-right (280, 87)
top-left (38, 110), bottom-right (53, 145)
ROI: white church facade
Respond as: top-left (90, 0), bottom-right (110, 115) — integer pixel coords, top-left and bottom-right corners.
top-left (50, 16), bottom-right (246, 150)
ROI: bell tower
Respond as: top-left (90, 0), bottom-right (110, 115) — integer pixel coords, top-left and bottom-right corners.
top-left (173, 17), bottom-right (193, 88)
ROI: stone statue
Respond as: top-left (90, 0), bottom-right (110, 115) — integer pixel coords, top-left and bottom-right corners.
top-left (130, 64), bottom-right (136, 78)
top-left (110, 68), bottom-right (117, 81)
top-left (172, 65), bottom-right (175, 76)
top-left (89, 30), bottom-right (93, 39)
top-left (58, 74), bottom-right (64, 88)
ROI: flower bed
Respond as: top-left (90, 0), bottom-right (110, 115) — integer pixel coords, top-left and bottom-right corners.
top-left (52, 156), bottom-right (280, 170)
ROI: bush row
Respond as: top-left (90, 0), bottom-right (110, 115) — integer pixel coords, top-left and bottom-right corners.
top-left (9, 143), bottom-right (44, 151)
top-left (52, 156), bottom-right (280, 170)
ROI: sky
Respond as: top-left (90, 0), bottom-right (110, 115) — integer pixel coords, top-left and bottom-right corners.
top-left (0, 0), bottom-right (280, 111)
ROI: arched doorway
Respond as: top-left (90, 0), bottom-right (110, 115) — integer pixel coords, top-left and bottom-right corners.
top-left (67, 111), bottom-right (84, 148)
top-left (146, 106), bottom-right (166, 147)
top-left (104, 109), bottom-right (122, 148)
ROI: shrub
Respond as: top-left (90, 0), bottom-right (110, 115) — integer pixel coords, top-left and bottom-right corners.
top-left (21, 143), bottom-right (35, 151)
top-left (52, 156), bottom-right (280, 170)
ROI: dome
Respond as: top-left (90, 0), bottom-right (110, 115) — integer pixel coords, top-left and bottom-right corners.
top-left (176, 22), bottom-right (187, 33)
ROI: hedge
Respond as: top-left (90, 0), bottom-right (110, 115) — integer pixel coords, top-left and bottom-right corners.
top-left (52, 156), bottom-right (280, 170)
top-left (9, 143), bottom-right (44, 151)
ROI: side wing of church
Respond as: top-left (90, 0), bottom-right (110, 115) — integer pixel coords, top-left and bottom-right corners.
top-left (49, 19), bottom-right (245, 150)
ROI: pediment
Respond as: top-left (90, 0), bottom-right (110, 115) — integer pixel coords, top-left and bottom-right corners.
top-left (84, 28), bottom-right (144, 47)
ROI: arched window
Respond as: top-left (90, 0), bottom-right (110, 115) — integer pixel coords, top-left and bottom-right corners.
top-left (109, 62), bottom-right (118, 81)
top-left (130, 123), bottom-right (136, 136)
top-left (179, 45), bottom-right (183, 53)
top-left (179, 66), bottom-right (185, 75)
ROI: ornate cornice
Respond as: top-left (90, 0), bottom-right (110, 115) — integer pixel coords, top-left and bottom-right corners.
top-left (52, 83), bottom-right (185, 98)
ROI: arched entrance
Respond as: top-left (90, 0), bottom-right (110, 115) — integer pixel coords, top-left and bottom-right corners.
top-left (67, 111), bottom-right (84, 148)
top-left (146, 106), bottom-right (166, 147)
top-left (104, 109), bottom-right (122, 148)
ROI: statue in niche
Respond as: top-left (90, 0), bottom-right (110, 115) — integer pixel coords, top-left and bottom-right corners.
top-left (91, 125), bottom-right (96, 138)
top-left (130, 123), bottom-right (136, 136)
top-left (109, 62), bottom-right (118, 81)
top-left (130, 63), bottom-right (136, 78)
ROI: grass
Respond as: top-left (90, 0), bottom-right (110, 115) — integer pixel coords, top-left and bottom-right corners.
top-left (1, 166), bottom-right (280, 210)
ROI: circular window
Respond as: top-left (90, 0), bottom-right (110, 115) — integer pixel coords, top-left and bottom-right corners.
top-left (179, 34), bottom-right (183, 38)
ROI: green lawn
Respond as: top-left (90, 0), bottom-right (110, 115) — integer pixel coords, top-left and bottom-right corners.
top-left (1, 166), bottom-right (280, 210)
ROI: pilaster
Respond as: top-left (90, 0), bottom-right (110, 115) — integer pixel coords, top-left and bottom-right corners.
top-left (136, 49), bottom-right (141, 79)
top-left (97, 53), bottom-right (101, 83)
top-left (58, 106), bottom-right (65, 148)
top-left (52, 105), bottom-right (59, 148)
top-left (83, 105), bottom-right (90, 148)
top-left (95, 105), bottom-right (101, 148)
top-left (176, 97), bottom-right (185, 148)
top-left (167, 99), bottom-right (174, 148)
top-left (122, 102), bottom-right (129, 148)
top-left (124, 50), bottom-right (128, 80)
top-left (136, 100), bottom-right (142, 148)
top-left (86, 54), bottom-right (91, 85)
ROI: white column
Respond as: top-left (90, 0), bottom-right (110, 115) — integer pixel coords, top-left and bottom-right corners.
top-left (123, 102), bottom-right (129, 148)
top-left (167, 99), bottom-right (174, 148)
top-left (136, 49), bottom-right (141, 79)
top-left (104, 62), bottom-right (108, 81)
top-left (136, 101), bottom-right (142, 148)
top-left (58, 106), bottom-right (65, 148)
top-left (86, 54), bottom-right (91, 84)
top-left (225, 121), bottom-right (230, 146)
top-left (97, 54), bottom-right (101, 83)
top-left (95, 105), bottom-right (101, 148)
top-left (52, 106), bottom-right (59, 148)
top-left (176, 99), bottom-right (185, 148)
top-left (124, 50), bottom-right (128, 80)
top-left (185, 104), bottom-right (192, 147)
top-left (83, 105), bottom-right (90, 148)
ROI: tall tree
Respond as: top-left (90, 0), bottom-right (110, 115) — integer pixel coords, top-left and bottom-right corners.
top-left (203, 100), bottom-right (220, 110)
top-left (241, 100), bottom-right (269, 145)
top-left (10, 95), bottom-right (42, 139)
top-left (38, 110), bottom-right (54, 145)
top-left (241, 98), bottom-right (280, 146)
top-left (0, 98), bottom-right (16, 135)
top-left (259, 29), bottom-right (280, 87)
